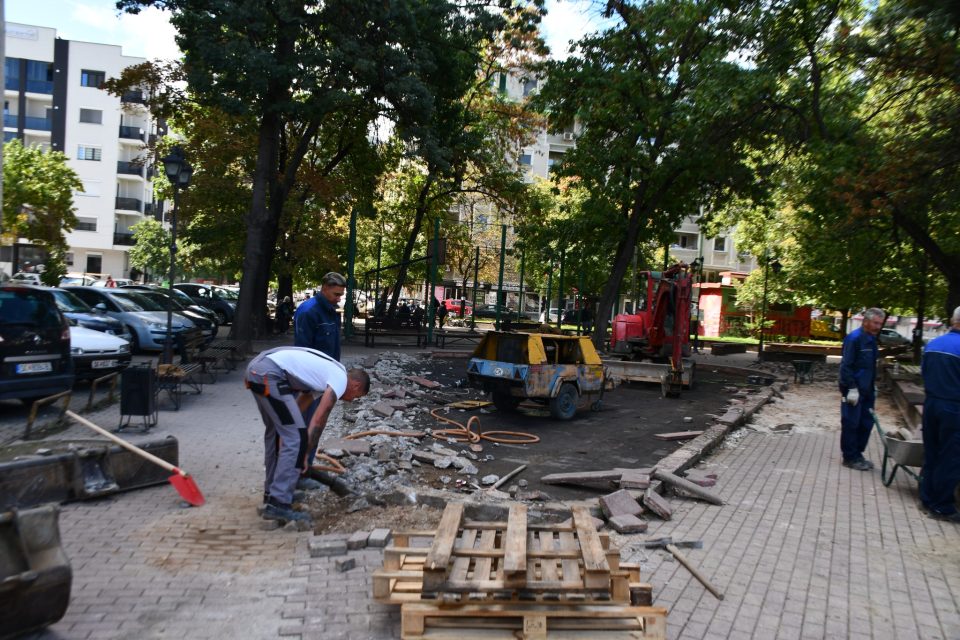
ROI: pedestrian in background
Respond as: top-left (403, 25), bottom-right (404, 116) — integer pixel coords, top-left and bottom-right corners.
top-left (438, 300), bottom-right (449, 328)
top-left (838, 307), bottom-right (884, 471)
top-left (293, 272), bottom-right (346, 360)
top-left (919, 306), bottom-right (960, 522)
top-left (275, 296), bottom-right (294, 334)
top-left (245, 346), bottom-right (370, 525)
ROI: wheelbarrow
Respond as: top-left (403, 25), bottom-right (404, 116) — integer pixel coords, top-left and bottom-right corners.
top-left (870, 409), bottom-right (924, 487)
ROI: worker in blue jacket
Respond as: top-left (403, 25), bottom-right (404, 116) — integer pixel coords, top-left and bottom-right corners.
top-left (920, 306), bottom-right (960, 523)
top-left (838, 308), bottom-right (884, 470)
top-left (293, 272), bottom-right (345, 361)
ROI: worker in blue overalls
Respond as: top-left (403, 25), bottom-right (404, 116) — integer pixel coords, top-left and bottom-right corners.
top-left (838, 308), bottom-right (884, 470)
top-left (920, 306), bottom-right (960, 522)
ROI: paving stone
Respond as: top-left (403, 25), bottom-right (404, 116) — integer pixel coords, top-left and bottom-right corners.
top-left (642, 489), bottom-right (672, 520)
top-left (334, 557), bottom-right (356, 572)
top-left (607, 514), bottom-right (648, 534)
top-left (308, 537), bottom-right (347, 558)
top-left (406, 375), bottom-right (441, 389)
top-left (368, 528), bottom-right (392, 548)
top-left (347, 531), bottom-right (369, 551)
top-left (371, 402), bottom-right (398, 418)
top-left (619, 470), bottom-right (651, 490)
top-left (599, 489), bottom-right (643, 519)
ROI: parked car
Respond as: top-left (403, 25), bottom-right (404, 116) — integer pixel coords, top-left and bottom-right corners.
top-left (879, 328), bottom-right (911, 347)
top-left (59, 273), bottom-right (98, 286)
top-left (10, 272), bottom-right (44, 286)
top-left (92, 278), bottom-right (134, 288)
top-left (0, 285), bottom-right (74, 401)
top-left (126, 288), bottom-right (217, 342)
top-left (123, 285), bottom-right (220, 331)
top-left (442, 298), bottom-right (473, 317)
top-left (474, 304), bottom-right (513, 319)
top-left (174, 283), bottom-right (237, 325)
top-left (70, 326), bottom-right (131, 379)
top-left (49, 288), bottom-right (132, 342)
top-left (63, 287), bottom-right (196, 353)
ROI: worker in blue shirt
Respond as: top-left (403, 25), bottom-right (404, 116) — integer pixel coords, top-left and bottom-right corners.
top-left (294, 272), bottom-right (345, 361)
top-left (920, 306), bottom-right (960, 523)
top-left (838, 308), bottom-right (884, 471)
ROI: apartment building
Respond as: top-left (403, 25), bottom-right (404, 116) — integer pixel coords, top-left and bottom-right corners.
top-left (3, 22), bottom-right (164, 279)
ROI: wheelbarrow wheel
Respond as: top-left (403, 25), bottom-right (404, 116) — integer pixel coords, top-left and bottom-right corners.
top-left (549, 383), bottom-right (579, 421)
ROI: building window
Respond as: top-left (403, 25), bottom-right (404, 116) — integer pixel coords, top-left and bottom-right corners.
top-left (519, 153), bottom-right (532, 166)
top-left (79, 108), bottom-right (103, 124)
top-left (65, 252), bottom-right (74, 266)
top-left (674, 234), bottom-right (697, 249)
top-left (76, 217), bottom-right (98, 232)
top-left (77, 145), bottom-right (102, 161)
top-left (498, 72), bottom-right (507, 94)
top-left (25, 60), bottom-right (54, 93)
top-left (80, 69), bottom-right (106, 88)
top-left (522, 78), bottom-right (537, 97)
top-left (713, 236), bottom-right (727, 252)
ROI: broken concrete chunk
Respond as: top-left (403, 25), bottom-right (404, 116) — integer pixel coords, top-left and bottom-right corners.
top-left (619, 470), bottom-right (651, 490)
top-left (481, 474), bottom-right (500, 486)
top-left (456, 463), bottom-right (478, 475)
top-left (652, 431), bottom-right (704, 441)
top-left (771, 422), bottom-right (794, 433)
top-left (335, 557), bottom-right (357, 572)
top-left (434, 457), bottom-right (454, 470)
top-left (372, 402), bottom-right (399, 418)
top-left (412, 451), bottom-right (441, 465)
top-left (407, 375), bottom-right (441, 389)
top-left (608, 514), bottom-right (649, 534)
top-left (599, 489), bottom-right (644, 519)
top-left (321, 438), bottom-right (371, 456)
top-left (642, 489), bottom-right (672, 520)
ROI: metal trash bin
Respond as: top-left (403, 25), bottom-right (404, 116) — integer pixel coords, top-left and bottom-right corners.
top-left (119, 364), bottom-right (158, 431)
top-left (792, 359), bottom-right (814, 384)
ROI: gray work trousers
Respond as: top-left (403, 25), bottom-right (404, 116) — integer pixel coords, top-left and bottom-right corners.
top-left (246, 354), bottom-right (307, 505)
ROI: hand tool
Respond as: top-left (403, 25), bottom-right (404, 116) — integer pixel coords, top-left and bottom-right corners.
top-left (644, 537), bottom-right (724, 600)
top-left (65, 410), bottom-right (205, 506)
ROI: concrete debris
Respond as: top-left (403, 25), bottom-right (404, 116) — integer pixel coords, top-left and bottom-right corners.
top-left (771, 422), bottom-right (795, 432)
top-left (439, 475), bottom-right (452, 485)
top-left (516, 490), bottom-right (550, 501)
top-left (600, 489), bottom-right (644, 519)
top-left (481, 474), bottom-right (500, 486)
top-left (321, 439), bottom-right (371, 456)
top-left (608, 514), bottom-right (649, 534)
top-left (456, 463), bottom-right (478, 476)
top-left (372, 402), bottom-right (399, 418)
top-left (346, 497), bottom-right (371, 513)
top-left (652, 431), bottom-right (704, 442)
top-left (434, 457), bottom-right (454, 470)
top-left (431, 444), bottom-right (459, 457)
top-left (517, 479), bottom-right (529, 488)
top-left (407, 375), bottom-right (442, 389)
top-left (619, 470), bottom-right (651, 490)
top-left (335, 557), bottom-right (357, 573)
top-left (642, 489), bottom-right (672, 520)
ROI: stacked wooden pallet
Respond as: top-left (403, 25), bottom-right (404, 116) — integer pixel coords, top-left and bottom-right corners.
top-left (373, 503), bottom-right (667, 639)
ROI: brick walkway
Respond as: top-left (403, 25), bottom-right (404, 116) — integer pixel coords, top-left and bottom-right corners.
top-left (19, 347), bottom-right (960, 639)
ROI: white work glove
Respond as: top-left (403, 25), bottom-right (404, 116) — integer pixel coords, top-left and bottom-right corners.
top-left (845, 388), bottom-right (860, 407)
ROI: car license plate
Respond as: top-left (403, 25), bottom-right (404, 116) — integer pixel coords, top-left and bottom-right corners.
top-left (16, 362), bottom-right (53, 374)
top-left (92, 360), bottom-right (118, 369)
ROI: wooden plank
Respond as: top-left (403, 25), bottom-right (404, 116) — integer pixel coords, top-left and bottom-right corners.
top-left (502, 504), bottom-right (527, 584)
top-left (557, 530), bottom-right (581, 587)
top-left (470, 528), bottom-right (499, 586)
top-left (448, 528), bottom-right (478, 587)
top-left (651, 430), bottom-right (704, 441)
top-left (423, 503), bottom-right (465, 591)
top-left (571, 505), bottom-right (610, 590)
top-left (537, 530), bottom-right (558, 585)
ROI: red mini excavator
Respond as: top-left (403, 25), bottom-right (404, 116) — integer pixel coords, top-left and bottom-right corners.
top-left (608, 262), bottom-right (694, 397)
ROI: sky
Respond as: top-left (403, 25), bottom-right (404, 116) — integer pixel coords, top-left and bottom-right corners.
top-left (5, 0), bottom-right (613, 62)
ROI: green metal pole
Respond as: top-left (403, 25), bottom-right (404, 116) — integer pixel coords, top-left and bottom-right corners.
top-left (427, 218), bottom-right (440, 344)
top-left (495, 224), bottom-right (506, 330)
top-left (343, 206), bottom-right (358, 338)
top-left (471, 246), bottom-right (479, 330)
top-left (577, 269), bottom-right (584, 335)
top-left (545, 259), bottom-right (553, 324)
top-left (516, 249), bottom-right (525, 324)
top-left (374, 235), bottom-right (382, 311)
top-left (556, 248), bottom-right (565, 330)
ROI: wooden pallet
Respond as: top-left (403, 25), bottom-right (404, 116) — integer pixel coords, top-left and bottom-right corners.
top-left (374, 503), bottom-right (651, 605)
top-left (400, 601), bottom-right (668, 640)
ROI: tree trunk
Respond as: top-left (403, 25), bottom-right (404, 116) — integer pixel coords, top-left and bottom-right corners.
top-left (232, 111), bottom-right (282, 346)
top-left (386, 174), bottom-right (435, 318)
top-left (591, 191), bottom-right (648, 349)
top-left (839, 308), bottom-right (849, 338)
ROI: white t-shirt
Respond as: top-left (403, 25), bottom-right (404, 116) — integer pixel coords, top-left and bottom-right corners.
top-left (263, 347), bottom-right (347, 398)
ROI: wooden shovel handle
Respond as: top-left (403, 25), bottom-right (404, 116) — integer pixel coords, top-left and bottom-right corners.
top-left (65, 410), bottom-right (183, 476)
top-left (667, 543), bottom-right (725, 600)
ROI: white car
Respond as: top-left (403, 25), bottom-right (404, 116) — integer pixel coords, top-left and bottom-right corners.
top-left (538, 308), bottom-right (562, 323)
top-left (10, 272), bottom-right (43, 285)
top-left (70, 325), bottom-right (132, 379)
top-left (878, 328), bottom-right (911, 347)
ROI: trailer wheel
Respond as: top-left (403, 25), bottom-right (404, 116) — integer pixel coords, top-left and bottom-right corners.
top-left (549, 383), bottom-right (579, 420)
top-left (492, 391), bottom-right (521, 413)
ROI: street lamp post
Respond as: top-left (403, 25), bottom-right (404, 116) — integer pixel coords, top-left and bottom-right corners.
top-left (757, 251), bottom-right (782, 361)
top-left (160, 146), bottom-right (193, 364)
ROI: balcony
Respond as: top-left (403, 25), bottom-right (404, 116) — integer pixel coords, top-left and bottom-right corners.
top-left (4, 77), bottom-right (18, 91)
top-left (113, 233), bottom-right (136, 246)
top-left (115, 197), bottom-right (143, 213)
top-left (118, 125), bottom-right (145, 141)
top-left (144, 202), bottom-right (161, 218)
top-left (24, 115), bottom-right (51, 131)
top-left (26, 80), bottom-right (53, 94)
top-left (117, 161), bottom-right (144, 177)
top-left (121, 91), bottom-right (146, 105)
top-left (3, 114), bottom-right (15, 128)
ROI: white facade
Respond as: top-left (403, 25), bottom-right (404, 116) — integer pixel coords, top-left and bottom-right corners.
top-left (4, 22), bottom-right (161, 280)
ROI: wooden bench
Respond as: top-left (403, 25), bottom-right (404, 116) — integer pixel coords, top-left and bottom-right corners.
top-left (177, 331), bottom-right (233, 383)
top-left (156, 333), bottom-right (205, 411)
top-left (208, 339), bottom-right (246, 367)
top-left (364, 317), bottom-right (427, 347)
top-left (710, 342), bottom-right (748, 356)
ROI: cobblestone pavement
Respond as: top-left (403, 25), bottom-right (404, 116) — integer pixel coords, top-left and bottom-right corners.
top-left (17, 345), bottom-right (960, 639)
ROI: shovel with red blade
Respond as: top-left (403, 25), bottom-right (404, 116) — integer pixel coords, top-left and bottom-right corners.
top-left (65, 410), bottom-right (205, 506)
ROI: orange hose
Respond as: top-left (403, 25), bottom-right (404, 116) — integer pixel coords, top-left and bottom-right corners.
top-left (429, 407), bottom-right (540, 445)
top-left (345, 430), bottom-right (425, 439)
top-left (311, 453), bottom-right (346, 474)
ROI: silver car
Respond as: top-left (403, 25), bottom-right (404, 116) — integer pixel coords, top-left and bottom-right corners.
top-left (63, 287), bottom-right (196, 353)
